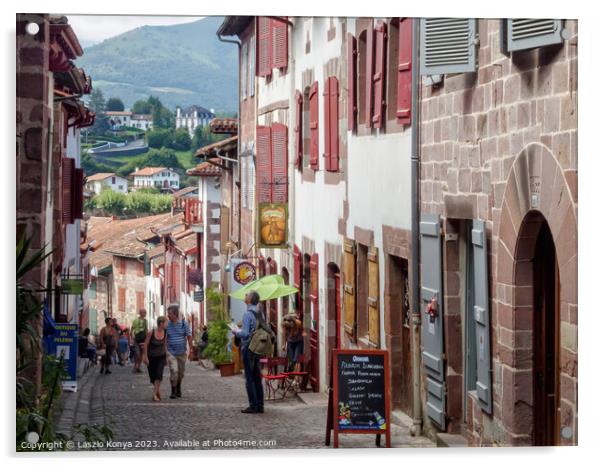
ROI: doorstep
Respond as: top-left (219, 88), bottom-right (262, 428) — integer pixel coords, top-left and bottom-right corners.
top-left (436, 433), bottom-right (469, 448)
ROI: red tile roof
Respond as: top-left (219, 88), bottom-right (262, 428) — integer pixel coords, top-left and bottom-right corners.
top-left (187, 158), bottom-right (223, 177)
top-left (86, 172), bottom-right (116, 182)
top-left (194, 135), bottom-right (238, 158)
top-left (210, 118), bottom-right (238, 134)
top-left (130, 167), bottom-right (169, 177)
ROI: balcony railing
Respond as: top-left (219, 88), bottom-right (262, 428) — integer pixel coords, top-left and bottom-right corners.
top-left (184, 198), bottom-right (202, 225)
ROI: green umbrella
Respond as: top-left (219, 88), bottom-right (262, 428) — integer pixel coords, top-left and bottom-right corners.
top-left (230, 274), bottom-right (299, 301)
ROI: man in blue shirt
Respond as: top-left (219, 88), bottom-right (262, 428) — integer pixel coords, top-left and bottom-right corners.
top-left (233, 290), bottom-right (264, 413)
top-left (166, 303), bottom-right (193, 399)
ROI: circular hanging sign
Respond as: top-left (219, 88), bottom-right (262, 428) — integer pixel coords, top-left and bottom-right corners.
top-left (233, 261), bottom-right (256, 285)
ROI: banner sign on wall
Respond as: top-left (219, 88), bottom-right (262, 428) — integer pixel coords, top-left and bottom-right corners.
top-left (45, 323), bottom-right (79, 392)
top-left (258, 203), bottom-right (288, 249)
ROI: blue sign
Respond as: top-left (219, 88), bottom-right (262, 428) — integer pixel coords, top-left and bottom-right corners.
top-left (45, 323), bottom-right (79, 391)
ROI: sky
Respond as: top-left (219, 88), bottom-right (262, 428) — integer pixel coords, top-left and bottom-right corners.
top-left (66, 15), bottom-right (204, 46)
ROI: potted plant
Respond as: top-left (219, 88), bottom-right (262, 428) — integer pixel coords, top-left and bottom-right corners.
top-left (202, 288), bottom-right (235, 377)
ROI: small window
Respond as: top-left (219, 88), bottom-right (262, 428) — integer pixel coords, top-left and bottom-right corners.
top-left (112, 176), bottom-right (116, 184)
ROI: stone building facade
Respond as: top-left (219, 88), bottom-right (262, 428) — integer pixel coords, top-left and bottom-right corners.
top-left (418, 19), bottom-right (577, 446)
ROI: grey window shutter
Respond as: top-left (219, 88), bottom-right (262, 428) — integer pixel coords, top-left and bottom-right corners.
top-left (471, 219), bottom-right (492, 414)
top-left (420, 18), bottom-right (477, 75)
top-left (420, 213), bottom-right (446, 430)
top-left (506, 19), bottom-right (564, 52)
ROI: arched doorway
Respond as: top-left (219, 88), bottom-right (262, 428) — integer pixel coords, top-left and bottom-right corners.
top-left (326, 263), bottom-right (341, 379)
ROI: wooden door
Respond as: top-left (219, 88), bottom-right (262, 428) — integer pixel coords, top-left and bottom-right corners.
top-left (533, 222), bottom-right (559, 446)
top-left (309, 253), bottom-right (320, 391)
top-left (400, 261), bottom-right (413, 416)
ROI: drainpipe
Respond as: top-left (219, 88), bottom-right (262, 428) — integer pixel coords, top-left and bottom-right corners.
top-left (410, 17), bottom-right (423, 437)
top-left (216, 31), bottom-right (242, 256)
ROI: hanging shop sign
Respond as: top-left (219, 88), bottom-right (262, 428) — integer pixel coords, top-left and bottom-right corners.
top-left (233, 261), bottom-right (256, 285)
top-left (193, 290), bottom-right (205, 302)
top-left (258, 203), bottom-right (288, 249)
top-left (61, 278), bottom-right (84, 295)
top-left (45, 323), bottom-right (79, 392)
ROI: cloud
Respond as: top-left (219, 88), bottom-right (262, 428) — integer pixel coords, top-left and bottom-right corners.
top-left (66, 15), bottom-right (204, 45)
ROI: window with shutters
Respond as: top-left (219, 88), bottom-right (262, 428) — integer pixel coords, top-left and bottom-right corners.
top-left (294, 90), bottom-right (303, 170)
top-left (271, 17), bottom-right (288, 70)
top-left (343, 238), bottom-right (357, 341)
top-left (365, 19), bottom-right (375, 128)
top-left (347, 33), bottom-right (357, 132)
top-left (397, 18), bottom-right (413, 125)
top-left (372, 21), bottom-right (387, 129)
top-left (137, 261), bottom-right (145, 277)
top-left (271, 123), bottom-right (288, 202)
top-left (249, 35), bottom-right (255, 95)
top-left (357, 29), bottom-right (368, 128)
top-left (386, 19), bottom-right (400, 123)
top-left (420, 18), bottom-right (477, 75)
top-left (256, 17), bottom-right (272, 78)
top-left (136, 291), bottom-right (144, 312)
top-left (73, 168), bottom-right (84, 220)
top-left (117, 257), bottom-right (126, 275)
top-left (356, 243), bottom-right (369, 341)
top-left (118, 287), bottom-right (126, 312)
top-left (62, 157), bottom-right (75, 224)
top-left (323, 76), bottom-right (339, 172)
top-left (242, 41), bottom-right (248, 99)
top-left (256, 125), bottom-right (272, 203)
top-left (504, 19), bottom-right (564, 53)
top-left (309, 81), bottom-right (319, 170)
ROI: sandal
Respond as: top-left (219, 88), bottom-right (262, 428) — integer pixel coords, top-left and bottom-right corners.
top-left (153, 393), bottom-right (160, 402)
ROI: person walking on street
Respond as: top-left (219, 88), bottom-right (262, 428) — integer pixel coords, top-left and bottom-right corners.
top-left (232, 291), bottom-right (264, 414)
top-left (131, 308), bottom-right (148, 374)
top-left (282, 311), bottom-right (305, 372)
top-left (165, 303), bottom-right (193, 399)
top-left (118, 329), bottom-right (130, 366)
top-left (143, 316), bottom-right (168, 401)
top-left (98, 317), bottom-right (119, 375)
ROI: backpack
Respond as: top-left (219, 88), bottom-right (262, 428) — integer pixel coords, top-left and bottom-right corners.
top-left (248, 310), bottom-right (275, 356)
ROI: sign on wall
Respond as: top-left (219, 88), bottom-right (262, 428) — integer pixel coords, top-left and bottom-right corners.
top-left (233, 261), bottom-right (256, 285)
top-left (258, 203), bottom-right (288, 248)
top-left (45, 323), bottom-right (79, 391)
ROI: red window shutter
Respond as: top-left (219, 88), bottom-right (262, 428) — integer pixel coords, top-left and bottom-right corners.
top-left (328, 76), bottom-right (339, 172)
top-left (309, 81), bottom-right (319, 170)
top-left (271, 123), bottom-right (288, 203)
top-left (136, 291), bottom-right (144, 311)
top-left (271, 17), bottom-right (288, 69)
top-left (323, 77), bottom-right (331, 170)
top-left (73, 168), bottom-right (84, 220)
top-left (256, 17), bottom-right (272, 77)
top-left (295, 90), bottom-right (303, 169)
top-left (372, 21), bottom-right (387, 129)
top-left (258, 256), bottom-right (266, 277)
top-left (256, 125), bottom-right (273, 203)
top-left (61, 157), bottom-right (75, 224)
top-left (174, 262), bottom-right (180, 296)
top-left (397, 18), bottom-right (413, 125)
top-left (347, 33), bottom-right (357, 131)
top-left (365, 20), bottom-right (375, 127)
top-left (118, 287), bottom-right (126, 312)
top-left (310, 253), bottom-right (319, 326)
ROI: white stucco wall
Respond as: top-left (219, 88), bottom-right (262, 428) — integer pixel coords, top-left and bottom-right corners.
top-left (199, 176), bottom-right (222, 321)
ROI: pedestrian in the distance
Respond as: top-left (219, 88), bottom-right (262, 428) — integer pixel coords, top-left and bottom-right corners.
top-left (143, 316), bottom-right (168, 401)
top-left (232, 291), bottom-right (264, 414)
top-left (118, 329), bottom-right (130, 366)
top-left (282, 311), bottom-right (305, 372)
top-left (130, 308), bottom-right (148, 374)
top-left (165, 304), bottom-right (193, 399)
top-left (98, 317), bottom-right (118, 375)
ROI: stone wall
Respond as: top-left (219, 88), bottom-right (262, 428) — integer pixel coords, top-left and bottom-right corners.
top-left (419, 19), bottom-right (577, 445)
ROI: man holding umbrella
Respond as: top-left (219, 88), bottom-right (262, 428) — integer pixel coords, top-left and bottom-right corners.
top-left (233, 290), bottom-right (264, 414)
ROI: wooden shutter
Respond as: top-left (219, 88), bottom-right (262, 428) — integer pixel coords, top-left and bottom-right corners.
top-left (367, 246), bottom-right (380, 347)
top-left (293, 245), bottom-right (302, 312)
top-left (271, 17), bottom-right (288, 69)
top-left (118, 257), bottom-right (126, 275)
top-left (118, 287), bottom-right (126, 312)
top-left (323, 77), bottom-right (331, 169)
top-left (136, 291), bottom-right (144, 311)
top-left (420, 18), bottom-right (477, 75)
top-left (310, 253), bottom-right (319, 325)
top-left (174, 262), bottom-right (180, 296)
top-left (372, 21), bottom-right (387, 129)
top-left (420, 213), bottom-right (446, 430)
top-left (505, 19), bottom-right (564, 52)
top-left (271, 123), bottom-right (288, 202)
top-left (327, 76), bottom-right (339, 172)
top-left (343, 238), bottom-right (356, 339)
top-left (62, 157), bottom-right (75, 224)
top-left (347, 33), bottom-right (357, 131)
top-left (472, 219), bottom-right (492, 414)
top-left (220, 206), bottom-right (230, 254)
top-left (294, 90), bottom-right (303, 169)
top-left (309, 81), bottom-right (319, 170)
top-left (397, 18), bottom-right (412, 125)
top-left (256, 16), bottom-right (272, 77)
top-left (73, 168), bottom-right (84, 220)
top-left (365, 19), bottom-right (375, 127)
top-left (256, 125), bottom-right (272, 203)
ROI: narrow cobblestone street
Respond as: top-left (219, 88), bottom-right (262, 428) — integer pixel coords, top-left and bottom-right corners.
top-left (62, 362), bottom-right (434, 451)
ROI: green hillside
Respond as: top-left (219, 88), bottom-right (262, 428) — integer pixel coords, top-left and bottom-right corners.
top-left (77, 16), bottom-right (238, 113)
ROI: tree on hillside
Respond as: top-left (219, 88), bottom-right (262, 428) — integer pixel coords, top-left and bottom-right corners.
top-left (192, 125), bottom-right (224, 152)
top-left (116, 147), bottom-right (184, 178)
top-left (146, 128), bottom-right (172, 149)
top-left (171, 128), bottom-right (192, 151)
top-left (88, 89), bottom-right (110, 135)
top-left (106, 97), bottom-right (125, 111)
top-left (147, 96), bottom-right (174, 128)
top-left (132, 99), bottom-right (152, 115)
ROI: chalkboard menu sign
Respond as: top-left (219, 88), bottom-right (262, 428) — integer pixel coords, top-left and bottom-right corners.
top-left (326, 349), bottom-right (391, 448)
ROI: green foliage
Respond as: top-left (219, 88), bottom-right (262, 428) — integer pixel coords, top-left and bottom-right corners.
top-left (131, 99), bottom-right (152, 114)
top-left (105, 97), bottom-right (125, 111)
top-left (146, 128), bottom-right (172, 149)
top-left (202, 288), bottom-right (232, 365)
top-left (81, 152), bottom-right (114, 177)
top-left (172, 128), bottom-right (192, 151)
top-left (137, 186), bottom-right (160, 194)
top-left (124, 191), bottom-right (172, 215)
top-left (116, 147), bottom-right (183, 178)
top-left (88, 88), bottom-right (106, 114)
top-left (191, 125), bottom-right (225, 152)
top-left (94, 189), bottom-right (126, 215)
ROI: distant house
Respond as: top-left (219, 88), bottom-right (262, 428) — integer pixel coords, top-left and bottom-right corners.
top-left (130, 114), bottom-right (153, 131)
top-left (175, 105), bottom-right (215, 137)
top-left (105, 111), bottom-right (132, 129)
top-left (85, 173), bottom-right (128, 195)
top-left (130, 167), bottom-right (180, 191)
